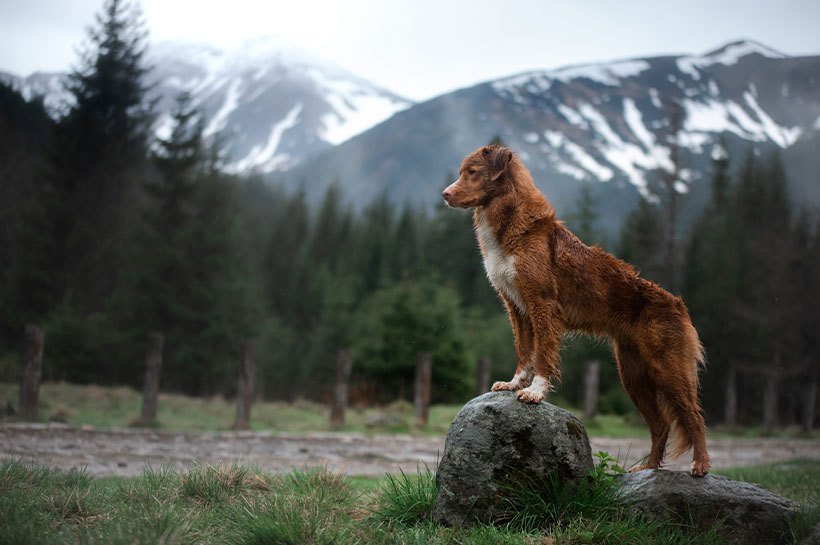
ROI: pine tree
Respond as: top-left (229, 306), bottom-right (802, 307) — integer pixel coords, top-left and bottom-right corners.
top-left (682, 138), bottom-right (739, 423)
top-left (565, 182), bottom-right (600, 245)
top-left (309, 182), bottom-right (352, 272)
top-left (0, 84), bottom-right (56, 346)
top-left (353, 276), bottom-right (471, 403)
top-left (617, 197), bottom-right (665, 284)
top-left (50, 0), bottom-right (153, 313)
top-left (263, 186), bottom-right (310, 320)
top-left (355, 194), bottom-right (396, 295)
top-left (391, 205), bottom-right (423, 279)
top-left (115, 96), bottom-right (258, 394)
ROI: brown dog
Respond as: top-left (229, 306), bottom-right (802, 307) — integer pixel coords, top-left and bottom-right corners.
top-left (442, 144), bottom-right (710, 476)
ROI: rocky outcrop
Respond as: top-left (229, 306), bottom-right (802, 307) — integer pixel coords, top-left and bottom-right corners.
top-left (432, 391), bottom-right (593, 526)
top-left (617, 469), bottom-right (800, 545)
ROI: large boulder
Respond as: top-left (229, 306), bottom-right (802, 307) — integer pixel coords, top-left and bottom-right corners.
top-left (432, 391), bottom-right (593, 526)
top-left (617, 469), bottom-right (800, 545)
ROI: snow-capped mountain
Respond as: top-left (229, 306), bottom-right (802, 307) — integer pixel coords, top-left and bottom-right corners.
top-left (286, 40), bottom-right (820, 232)
top-left (0, 71), bottom-right (68, 115)
top-left (0, 37), bottom-right (413, 173)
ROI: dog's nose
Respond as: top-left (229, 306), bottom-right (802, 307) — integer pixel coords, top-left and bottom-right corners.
top-left (442, 188), bottom-right (452, 200)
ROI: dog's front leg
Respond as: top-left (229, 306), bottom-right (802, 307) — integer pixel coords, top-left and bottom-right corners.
top-left (517, 299), bottom-right (561, 404)
top-left (492, 296), bottom-right (534, 392)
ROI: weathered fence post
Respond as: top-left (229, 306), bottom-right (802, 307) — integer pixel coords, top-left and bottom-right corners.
top-left (137, 332), bottom-right (164, 426)
top-left (763, 372), bottom-right (779, 431)
top-left (330, 348), bottom-right (353, 429)
top-left (582, 359), bottom-right (600, 420)
top-left (414, 351), bottom-right (432, 428)
top-left (724, 364), bottom-right (737, 427)
top-left (803, 370), bottom-right (817, 431)
top-left (19, 324), bottom-right (44, 420)
top-left (233, 341), bottom-right (255, 430)
top-left (475, 356), bottom-right (490, 397)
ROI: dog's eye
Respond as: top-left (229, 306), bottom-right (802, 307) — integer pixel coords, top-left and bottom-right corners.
top-left (467, 168), bottom-right (477, 175)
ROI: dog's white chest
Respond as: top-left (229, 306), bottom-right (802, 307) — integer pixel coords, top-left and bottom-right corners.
top-left (476, 216), bottom-right (526, 314)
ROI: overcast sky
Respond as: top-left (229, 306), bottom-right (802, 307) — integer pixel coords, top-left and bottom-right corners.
top-left (2, 0), bottom-right (820, 101)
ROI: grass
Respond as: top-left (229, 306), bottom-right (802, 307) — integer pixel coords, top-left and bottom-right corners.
top-left (716, 458), bottom-right (820, 543)
top-left (0, 381), bottom-right (464, 435)
top-left (4, 381), bottom-right (820, 440)
top-left (2, 457), bottom-right (817, 544)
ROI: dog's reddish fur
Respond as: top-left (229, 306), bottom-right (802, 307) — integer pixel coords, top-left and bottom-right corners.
top-left (442, 144), bottom-right (710, 476)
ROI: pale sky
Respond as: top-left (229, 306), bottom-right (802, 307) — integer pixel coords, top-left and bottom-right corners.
top-left (2, 0), bottom-right (820, 101)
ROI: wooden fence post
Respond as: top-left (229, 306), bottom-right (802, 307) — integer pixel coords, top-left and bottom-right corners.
top-left (414, 351), bottom-right (432, 428)
top-left (763, 372), bottom-right (779, 431)
top-left (582, 359), bottom-right (600, 420)
top-left (803, 370), bottom-right (817, 431)
top-left (330, 348), bottom-right (353, 429)
top-left (234, 341), bottom-right (255, 430)
top-left (138, 332), bottom-right (164, 426)
top-left (475, 356), bottom-right (490, 397)
top-left (19, 324), bottom-right (44, 420)
top-left (724, 364), bottom-right (737, 427)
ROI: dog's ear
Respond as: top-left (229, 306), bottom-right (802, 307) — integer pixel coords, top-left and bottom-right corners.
top-left (483, 146), bottom-right (513, 181)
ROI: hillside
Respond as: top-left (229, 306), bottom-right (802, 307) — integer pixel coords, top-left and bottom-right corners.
top-left (284, 40), bottom-right (820, 233)
top-left (0, 37), bottom-right (412, 173)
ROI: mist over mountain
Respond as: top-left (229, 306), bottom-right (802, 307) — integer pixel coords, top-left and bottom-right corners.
top-left (0, 37), bottom-right (413, 173)
top-left (284, 40), bottom-right (820, 233)
top-left (3, 39), bottom-right (818, 233)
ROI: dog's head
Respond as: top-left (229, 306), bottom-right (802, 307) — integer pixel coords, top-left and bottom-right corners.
top-left (442, 144), bottom-right (514, 208)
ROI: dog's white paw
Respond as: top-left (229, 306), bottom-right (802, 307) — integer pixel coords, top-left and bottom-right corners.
top-left (690, 459), bottom-right (710, 477)
top-left (516, 386), bottom-right (544, 404)
top-left (491, 381), bottom-right (516, 391)
top-left (515, 376), bottom-right (549, 404)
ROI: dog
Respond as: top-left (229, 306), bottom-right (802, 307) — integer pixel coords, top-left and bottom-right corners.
top-left (442, 144), bottom-right (710, 476)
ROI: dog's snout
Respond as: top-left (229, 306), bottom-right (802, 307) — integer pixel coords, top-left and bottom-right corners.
top-left (442, 188), bottom-right (453, 200)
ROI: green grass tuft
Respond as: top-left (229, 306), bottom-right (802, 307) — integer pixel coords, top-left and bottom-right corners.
top-left (233, 467), bottom-right (360, 545)
top-left (371, 465), bottom-right (438, 526)
top-left (499, 452), bottom-right (725, 544)
top-left (0, 457), bottom-right (816, 544)
top-left (716, 459), bottom-right (820, 544)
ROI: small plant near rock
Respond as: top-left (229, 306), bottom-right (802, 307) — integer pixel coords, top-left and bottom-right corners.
top-left (500, 450), bottom-right (724, 544)
top-left (371, 465), bottom-right (438, 526)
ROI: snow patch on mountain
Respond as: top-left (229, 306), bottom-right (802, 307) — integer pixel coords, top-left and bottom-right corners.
top-left (557, 103), bottom-right (587, 128)
top-left (677, 40), bottom-right (785, 80)
top-left (681, 92), bottom-right (801, 149)
top-left (309, 66), bottom-right (407, 145)
top-left (4, 37), bottom-right (413, 173)
top-left (227, 102), bottom-right (303, 173)
top-left (623, 98), bottom-right (674, 171)
top-left (552, 60), bottom-right (650, 85)
top-left (204, 79), bottom-right (241, 137)
top-left (742, 91), bottom-right (801, 147)
top-left (543, 129), bottom-right (614, 182)
top-left (493, 59), bottom-right (650, 97)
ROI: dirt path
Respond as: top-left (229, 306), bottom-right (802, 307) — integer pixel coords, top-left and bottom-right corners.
top-left (2, 423), bottom-right (818, 477)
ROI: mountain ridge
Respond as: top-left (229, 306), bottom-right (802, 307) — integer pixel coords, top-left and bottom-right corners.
top-left (0, 37), bottom-right (413, 173)
top-left (281, 39), bottom-right (820, 233)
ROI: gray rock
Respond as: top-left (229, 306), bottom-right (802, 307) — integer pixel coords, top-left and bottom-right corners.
top-left (617, 469), bottom-right (800, 545)
top-left (802, 522), bottom-right (820, 545)
top-left (432, 391), bottom-right (593, 526)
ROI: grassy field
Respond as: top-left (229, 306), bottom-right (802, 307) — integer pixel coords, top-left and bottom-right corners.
top-left (1, 457), bottom-right (817, 545)
top-left (3, 382), bottom-right (818, 439)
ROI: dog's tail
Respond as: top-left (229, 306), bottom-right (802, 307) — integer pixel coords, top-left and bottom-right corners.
top-left (660, 322), bottom-right (707, 461)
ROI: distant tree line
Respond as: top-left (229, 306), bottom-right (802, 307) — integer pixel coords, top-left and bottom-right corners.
top-left (0, 0), bottom-right (817, 428)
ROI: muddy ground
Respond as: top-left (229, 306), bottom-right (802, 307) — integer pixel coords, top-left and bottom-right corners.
top-left (1, 423), bottom-right (818, 477)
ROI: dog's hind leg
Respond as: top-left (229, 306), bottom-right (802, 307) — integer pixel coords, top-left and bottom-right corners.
top-left (614, 338), bottom-right (670, 471)
top-left (654, 360), bottom-right (710, 476)
top-left (492, 296), bottom-right (534, 392)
